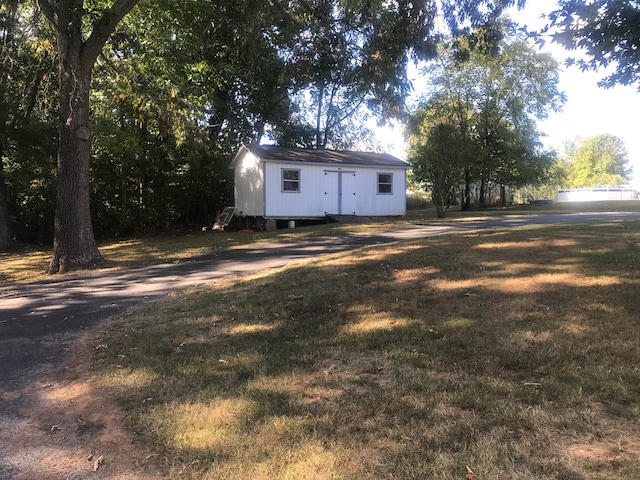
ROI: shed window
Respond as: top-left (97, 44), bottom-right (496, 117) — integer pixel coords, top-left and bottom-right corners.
top-left (282, 169), bottom-right (300, 192)
top-left (377, 173), bottom-right (393, 194)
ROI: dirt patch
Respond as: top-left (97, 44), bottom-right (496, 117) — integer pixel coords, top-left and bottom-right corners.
top-left (0, 333), bottom-right (166, 480)
top-left (565, 433), bottom-right (640, 463)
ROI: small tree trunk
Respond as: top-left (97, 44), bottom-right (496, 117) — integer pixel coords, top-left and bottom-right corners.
top-left (462, 167), bottom-right (471, 211)
top-left (315, 82), bottom-right (324, 149)
top-left (48, 46), bottom-right (102, 273)
top-left (0, 155), bottom-right (12, 251)
top-left (0, 2), bottom-right (15, 251)
top-left (432, 183), bottom-right (446, 219)
top-left (479, 177), bottom-right (487, 208)
top-left (0, 88), bottom-right (13, 250)
top-left (119, 177), bottom-right (128, 228)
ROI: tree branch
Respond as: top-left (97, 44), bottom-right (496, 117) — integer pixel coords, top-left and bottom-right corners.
top-left (36, 0), bottom-right (56, 26)
top-left (83, 0), bottom-right (141, 66)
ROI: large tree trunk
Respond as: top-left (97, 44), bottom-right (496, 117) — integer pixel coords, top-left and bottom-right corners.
top-left (48, 57), bottom-right (102, 273)
top-left (38, 0), bottom-right (141, 273)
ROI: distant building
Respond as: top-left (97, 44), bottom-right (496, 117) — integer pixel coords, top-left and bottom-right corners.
top-left (556, 187), bottom-right (638, 202)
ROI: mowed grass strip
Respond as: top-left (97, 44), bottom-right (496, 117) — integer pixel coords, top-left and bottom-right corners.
top-left (4, 200), bottom-right (640, 285)
top-left (91, 221), bottom-right (640, 479)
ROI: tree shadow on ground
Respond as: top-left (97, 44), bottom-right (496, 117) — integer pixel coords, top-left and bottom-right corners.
top-left (89, 223), bottom-right (640, 479)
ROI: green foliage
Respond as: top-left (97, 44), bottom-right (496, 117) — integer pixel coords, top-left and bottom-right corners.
top-left (408, 21), bottom-right (564, 213)
top-left (87, 0), bottom-right (288, 236)
top-left (543, 0), bottom-right (640, 89)
top-left (1, 2), bottom-right (57, 245)
top-left (565, 134), bottom-right (632, 188)
top-left (4, 0), bottom-right (531, 246)
top-left (405, 190), bottom-right (431, 210)
top-left (408, 107), bottom-right (471, 218)
top-left (4, 121), bottom-right (57, 244)
top-left (517, 155), bottom-right (569, 202)
top-left (281, 0), bottom-right (526, 149)
top-left (281, 0), bottom-right (419, 148)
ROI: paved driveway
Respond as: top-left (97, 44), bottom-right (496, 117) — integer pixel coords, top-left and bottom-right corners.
top-left (1, 212), bottom-right (639, 478)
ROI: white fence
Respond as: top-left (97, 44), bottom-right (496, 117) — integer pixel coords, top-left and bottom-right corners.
top-left (556, 187), bottom-right (638, 202)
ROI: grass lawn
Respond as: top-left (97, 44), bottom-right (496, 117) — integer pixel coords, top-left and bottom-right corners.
top-left (2, 200), bottom-right (640, 286)
top-left (88, 218), bottom-right (640, 479)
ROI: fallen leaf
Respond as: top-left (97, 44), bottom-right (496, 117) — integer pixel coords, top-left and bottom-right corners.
top-left (93, 455), bottom-right (105, 472)
top-left (465, 465), bottom-right (476, 479)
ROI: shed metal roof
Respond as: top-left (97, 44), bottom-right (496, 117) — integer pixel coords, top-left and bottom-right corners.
top-left (234, 145), bottom-right (410, 169)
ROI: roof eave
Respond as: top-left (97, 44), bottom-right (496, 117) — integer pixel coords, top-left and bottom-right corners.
top-left (258, 158), bottom-right (411, 170)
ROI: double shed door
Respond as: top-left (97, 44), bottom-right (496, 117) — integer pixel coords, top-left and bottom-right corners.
top-left (323, 170), bottom-right (357, 215)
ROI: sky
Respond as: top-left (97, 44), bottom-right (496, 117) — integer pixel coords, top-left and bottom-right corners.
top-left (511, 0), bottom-right (640, 188)
top-left (382, 0), bottom-right (640, 188)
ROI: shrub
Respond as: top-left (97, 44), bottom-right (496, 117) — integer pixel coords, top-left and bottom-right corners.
top-left (406, 190), bottom-right (431, 210)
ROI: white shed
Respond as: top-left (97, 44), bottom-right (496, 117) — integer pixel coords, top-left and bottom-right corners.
top-left (230, 145), bottom-right (411, 219)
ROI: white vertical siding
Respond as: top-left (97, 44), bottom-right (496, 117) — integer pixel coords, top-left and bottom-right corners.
top-left (262, 162), bottom-right (407, 217)
top-left (341, 171), bottom-right (358, 214)
top-left (264, 162), bottom-right (329, 217)
top-left (233, 151), bottom-right (265, 216)
top-left (323, 171), bottom-right (340, 215)
top-left (352, 169), bottom-right (406, 216)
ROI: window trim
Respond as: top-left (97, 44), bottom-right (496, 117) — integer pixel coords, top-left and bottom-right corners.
top-left (282, 168), bottom-right (301, 193)
top-left (377, 172), bottom-right (393, 195)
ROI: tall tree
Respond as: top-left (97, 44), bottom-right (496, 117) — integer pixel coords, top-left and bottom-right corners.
top-left (465, 24), bottom-right (563, 206)
top-left (566, 134), bottom-right (632, 187)
top-left (37, 0), bottom-right (141, 273)
top-left (409, 21), bottom-right (563, 213)
top-left (407, 106), bottom-right (474, 218)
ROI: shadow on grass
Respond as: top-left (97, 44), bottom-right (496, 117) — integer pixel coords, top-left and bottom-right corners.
top-left (92, 222), bottom-right (640, 479)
